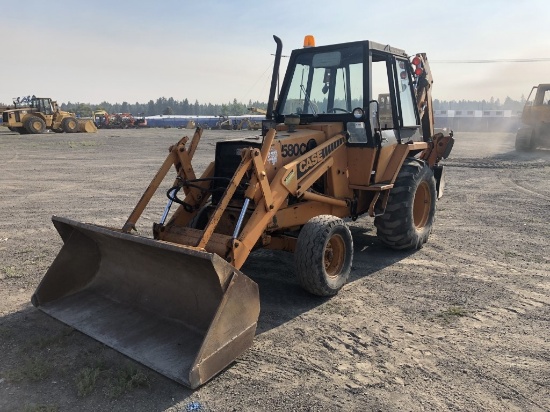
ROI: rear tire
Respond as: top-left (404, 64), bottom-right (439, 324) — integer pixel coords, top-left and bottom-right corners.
top-left (62, 117), bottom-right (78, 133)
top-left (16, 127), bottom-right (29, 134)
top-left (515, 132), bottom-right (535, 151)
top-left (374, 158), bottom-right (436, 250)
top-left (294, 215), bottom-right (353, 296)
top-left (24, 116), bottom-right (46, 134)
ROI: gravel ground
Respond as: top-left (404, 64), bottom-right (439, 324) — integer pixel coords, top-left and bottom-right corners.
top-left (0, 128), bottom-right (548, 412)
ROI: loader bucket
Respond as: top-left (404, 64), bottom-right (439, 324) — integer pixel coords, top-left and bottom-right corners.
top-left (32, 216), bottom-right (259, 389)
top-left (77, 119), bottom-right (97, 133)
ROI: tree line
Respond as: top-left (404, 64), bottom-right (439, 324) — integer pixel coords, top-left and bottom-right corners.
top-left (59, 98), bottom-right (267, 118)
top-left (433, 96), bottom-right (526, 113)
top-left (2, 95), bottom-right (528, 117)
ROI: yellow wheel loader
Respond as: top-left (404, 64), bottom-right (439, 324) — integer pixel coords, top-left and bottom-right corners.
top-left (1, 96), bottom-right (97, 134)
top-left (515, 84), bottom-right (550, 151)
top-left (32, 35), bottom-right (454, 388)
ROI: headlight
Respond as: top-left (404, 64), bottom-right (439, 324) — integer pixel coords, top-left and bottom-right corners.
top-left (352, 107), bottom-right (364, 119)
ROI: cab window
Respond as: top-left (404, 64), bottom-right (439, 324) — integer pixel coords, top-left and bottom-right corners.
top-left (394, 59), bottom-right (418, 127)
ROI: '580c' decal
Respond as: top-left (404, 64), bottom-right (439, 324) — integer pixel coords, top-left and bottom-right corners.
top-left (281, 142), bottom-right (308, 157)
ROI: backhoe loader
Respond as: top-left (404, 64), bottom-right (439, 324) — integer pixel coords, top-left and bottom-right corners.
top-left (515, 84), bottom-right (550, 150)
top-left (2, 96), bottom-right (96, 134)
top-left (32, 35), bottom-right (454, 388)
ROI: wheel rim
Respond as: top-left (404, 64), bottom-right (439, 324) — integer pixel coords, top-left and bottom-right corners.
top-left (413, 181), bottom-right (431, 228)
top-left (324, 234), bottom-right (345, 278)
top-left (32, 120), bottom-right (43, 131)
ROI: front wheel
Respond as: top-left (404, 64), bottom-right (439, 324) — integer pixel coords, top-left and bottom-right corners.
top-left (374, 158), bottom-right (436, 250)
top-left (62, 117), bottom-right (78, 133)
top-left (294, 215), bottom-right (353, 296)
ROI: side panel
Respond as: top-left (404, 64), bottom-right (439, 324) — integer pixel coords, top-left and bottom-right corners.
top-left (374, 145), bottom-right (397, 183)
top-left (347, 146), bottom-right (376, 186)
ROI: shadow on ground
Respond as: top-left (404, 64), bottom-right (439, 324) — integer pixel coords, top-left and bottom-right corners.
top-left (243, 224), bottom-right (416, 335)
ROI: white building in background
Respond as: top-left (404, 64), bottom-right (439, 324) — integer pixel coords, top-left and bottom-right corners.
top-left (434, 109), bottom-right (519, 132)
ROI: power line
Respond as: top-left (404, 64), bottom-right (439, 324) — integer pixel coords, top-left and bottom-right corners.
top-left (431, 58), bottom-right (550, 63)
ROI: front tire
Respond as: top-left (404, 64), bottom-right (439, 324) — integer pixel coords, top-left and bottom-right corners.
top-left (294, 215), bottom-right (353, 296)
top-left (374, 158), bottom-right (436, 250)
top-left (62, 117), bottom-right (78, 133)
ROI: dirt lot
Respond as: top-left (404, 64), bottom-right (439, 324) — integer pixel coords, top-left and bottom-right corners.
top-left (0, 127), bottom-right (548, 412)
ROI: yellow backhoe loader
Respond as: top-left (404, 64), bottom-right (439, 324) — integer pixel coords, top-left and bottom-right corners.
top-left (2, 96), bottom-right (96, 134)
top-left (32, 35), bottom-right (454, 388)
top-left (515, 84), bottom-right (550, 150)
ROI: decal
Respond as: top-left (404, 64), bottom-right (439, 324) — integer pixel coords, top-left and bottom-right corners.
top-left (267, 147), bottom-right (278, 165)
top-left (283, 170), bottom-right (295, 186)
top-left (296, 137), bottom-right (346, 179)
top-left (281, 142), bottom-right (308, 158)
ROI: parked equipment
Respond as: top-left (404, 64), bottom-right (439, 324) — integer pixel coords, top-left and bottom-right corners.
top-left (93, 110), bottom-right (136, 129)
top-left (92, 109), bottom-right (110, 128)
top-left (212, 115), bottom-right (234, 130)
top-left (516, 84), bottom-right (550, 150)
top-left (2, 96), bottom-right (96, 134)
top-left (134, 113), bottom-right (148, 127)
top-left (32, 35), bottom-right (454, 388)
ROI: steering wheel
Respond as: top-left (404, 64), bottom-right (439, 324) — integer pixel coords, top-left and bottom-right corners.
top-left (328, 108), bottom-right (350, 113)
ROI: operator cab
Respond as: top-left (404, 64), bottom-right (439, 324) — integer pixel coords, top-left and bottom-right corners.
top-left (273, 36), bottom-right (424, 146)
top-left (32, 97), bottom-right (54, 115)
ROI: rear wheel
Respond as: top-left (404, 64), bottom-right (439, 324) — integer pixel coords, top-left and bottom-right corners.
top-left (24, 116), bottom-right (46, 134)
top-left (294, 215), bottom-right (353, 296)
top-left (515, 131), bottom-right (535, 151)
top-left (16, 127), bottom-right (29, 134)
top-left (62, 117), bottom-right (78, 133)
top-left (374, 158), bottom-right (436, 250)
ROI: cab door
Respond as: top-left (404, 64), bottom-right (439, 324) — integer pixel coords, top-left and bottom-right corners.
top-left (37, 98), bottom-right (55, 127)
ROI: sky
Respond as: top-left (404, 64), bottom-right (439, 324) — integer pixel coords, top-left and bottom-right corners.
top-left (1, 0), bottom-right (549, 106)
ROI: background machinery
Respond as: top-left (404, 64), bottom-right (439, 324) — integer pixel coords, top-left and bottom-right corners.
top-left (515, 84), bottom-right (550, 150)
top-left (32, 35), bottom-right (454, 388)
top-left (2, 96), bottom-right (96, 134)
top-left (93, 110), bottom-right (137, 129)
top-left (92, 109), bottom-right (110, 128)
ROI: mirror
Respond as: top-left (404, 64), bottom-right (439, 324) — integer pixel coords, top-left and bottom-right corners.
top-left (323, 69), bottom-right (331, 83)
top-left (369, 100), bottom-right (380, 130)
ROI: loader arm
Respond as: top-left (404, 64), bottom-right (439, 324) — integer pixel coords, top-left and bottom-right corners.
top-left (155, 129), bottom-right (352, 269)
top-left (122, 128), bottom-right (207, 233)
top-left (230, 132), bottom-right (350, 269)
